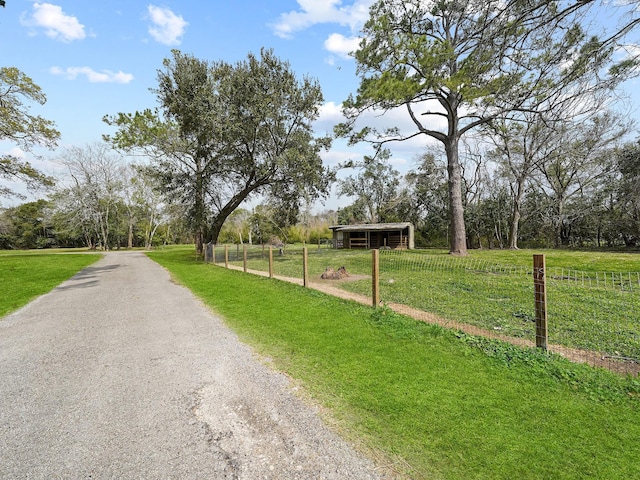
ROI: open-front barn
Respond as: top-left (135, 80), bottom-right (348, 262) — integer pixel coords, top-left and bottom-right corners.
top-left (329, 223), bottom-right (414, 250)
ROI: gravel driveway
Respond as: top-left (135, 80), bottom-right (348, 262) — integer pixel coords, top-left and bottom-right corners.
top-left (0, 252), bottom-right (385, 479)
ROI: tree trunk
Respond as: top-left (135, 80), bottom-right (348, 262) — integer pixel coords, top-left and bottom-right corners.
top-left (128, 221), bottom-right (134, 249)
top-left (508, 177), bottom-right (525, 249)
top-left (445, 139), bottom-right (468, 255)
top-left (209, 180), bottom-right (269, 244)
top-left (146, 223), bottom-right (160, 250)
top-left (194, 158), bottom-right (206, 256)
top-left (195, 231), bottom-right (204, 256)
top-left (100, 217), bottom-right (109, 251)
top-left (554, 196), bottom-right (566, 248)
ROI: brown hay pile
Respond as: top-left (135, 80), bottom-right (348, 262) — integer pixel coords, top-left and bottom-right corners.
top-left (320, 266), bottom-right (350, 280)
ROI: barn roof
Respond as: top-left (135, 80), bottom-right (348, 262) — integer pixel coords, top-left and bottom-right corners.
top-left (329, 223), bottom-right (413, 232)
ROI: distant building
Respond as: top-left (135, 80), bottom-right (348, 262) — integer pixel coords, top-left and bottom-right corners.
top-left (329, 223), bottom-right (414, 250)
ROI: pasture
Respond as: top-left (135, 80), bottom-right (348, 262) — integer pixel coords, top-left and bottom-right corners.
top-left (217, 245), bottom-right (640, 368)
top-left (152, 246), bottom-right (640, 479)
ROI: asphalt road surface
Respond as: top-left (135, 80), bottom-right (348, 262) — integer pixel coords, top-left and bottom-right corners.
top-left (0, 252), bottom-right (385, 479)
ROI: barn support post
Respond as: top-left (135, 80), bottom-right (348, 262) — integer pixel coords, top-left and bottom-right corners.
top-left (534, 254), bottom-right (548, 350)
top-left (372, 249), bottom-right (380, 308)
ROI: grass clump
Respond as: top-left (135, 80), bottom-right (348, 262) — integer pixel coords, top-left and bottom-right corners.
top-left (149, 248), bottom-right (640, 480)
top-left (0, 252), bottom-right (100, 317)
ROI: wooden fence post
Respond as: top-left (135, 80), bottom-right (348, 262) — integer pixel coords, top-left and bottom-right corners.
top-left (224, 245), bottom-right (229, 268)
top-left (534, 254), bottom-right (548, 350)
top-left (372, 249), bottom-right (380, 308)
top-left (243, 245), bottom-right (248, 272)
top-left (303, 247), bottom-right (309, 288)
top-left (269, 246), bottom-right (274, 278)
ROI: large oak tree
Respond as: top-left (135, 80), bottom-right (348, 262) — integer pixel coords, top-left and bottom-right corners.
top-left (105, 49), bottom-right (332, 254)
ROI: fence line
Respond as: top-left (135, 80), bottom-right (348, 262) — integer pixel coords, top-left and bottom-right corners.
top-left (206, 243), bottom-right (640, 376)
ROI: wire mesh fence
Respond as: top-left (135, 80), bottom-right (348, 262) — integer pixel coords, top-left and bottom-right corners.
top-left (208, 243), bottom-right (640, 376)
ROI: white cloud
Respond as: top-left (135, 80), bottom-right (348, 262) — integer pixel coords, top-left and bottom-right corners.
top-left (314, 101), bottom-right (346, 135)
top-left (272, 0), bottom-right (374, 39)
top-left (147, 5), bottom-right (188, 46)
top-left (320, 148), bottom-right (356, 168)
top-left (3, 146), bottom-right (27, 159)
top-left (315, 100), bottom-right (445, 175)
top-left (21, 2), bottom-right (86, 42)
top-left (324, 33), bottom-right (361, 58)
top-left (50, 66), bottom-right (134, 84)
top-left (317, 100), bottom-right (447, 142)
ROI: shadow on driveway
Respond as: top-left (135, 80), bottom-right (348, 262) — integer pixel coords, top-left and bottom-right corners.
top-left (53, 264), bottom-right (121, 291)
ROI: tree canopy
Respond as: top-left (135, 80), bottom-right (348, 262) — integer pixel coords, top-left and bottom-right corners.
top-left (0, 67), bottom-right (59, 198)
top-left (337, 0), bottom-right (630, 255)
top-left (105, 49), bottom-right (332, 253)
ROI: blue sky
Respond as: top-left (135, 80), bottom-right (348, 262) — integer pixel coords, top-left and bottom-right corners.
top-left (1, 0), bottom-right (639, 210)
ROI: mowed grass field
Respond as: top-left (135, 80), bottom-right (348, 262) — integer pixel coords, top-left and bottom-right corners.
top-left (3, 246), bottom-right (639, 478)
top-left (223, 245), bottom-right (640, 360)
top-left (0, 251), bottom-right (100, 317)
top-left (151, 246), bottom-right (640, 480)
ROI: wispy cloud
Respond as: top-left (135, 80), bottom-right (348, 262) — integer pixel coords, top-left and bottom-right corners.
top-left (147, 5), bottom-right (188, 46)
top-left (271, 0), bottom-right (373, 39)
top-left (50, 66), bottom-right (134, 84)
top-left (21, 2), bottom-right (86, 42)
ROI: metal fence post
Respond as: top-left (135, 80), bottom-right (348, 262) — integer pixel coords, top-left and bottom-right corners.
top-left (372, 249), bottom-right (380, 308)
top-left (534, 254), bottom-right (548, 350)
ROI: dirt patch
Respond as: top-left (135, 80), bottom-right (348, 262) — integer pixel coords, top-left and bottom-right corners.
top-left (315, 274), bottom-right (370, 284)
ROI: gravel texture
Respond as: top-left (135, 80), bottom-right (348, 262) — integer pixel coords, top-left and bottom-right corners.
top-left (0, 252), bottom-right (386, 479)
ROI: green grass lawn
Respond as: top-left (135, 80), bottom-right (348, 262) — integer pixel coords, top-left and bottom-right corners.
top-left (149, 247), bottom-right (640, 480)
top-left (0, 252), bottom-right (101, 317)
top-left (217, 246), bottom-right (640, 359)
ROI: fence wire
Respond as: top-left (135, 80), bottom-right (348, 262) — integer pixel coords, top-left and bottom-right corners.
top-left (209, 244), bottom-right (640, 375)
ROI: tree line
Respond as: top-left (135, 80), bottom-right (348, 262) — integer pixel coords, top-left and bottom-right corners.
top-left (337, 134), bottom-right (640, 249)
top-left (1, 1), bottom-right (640, 253)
